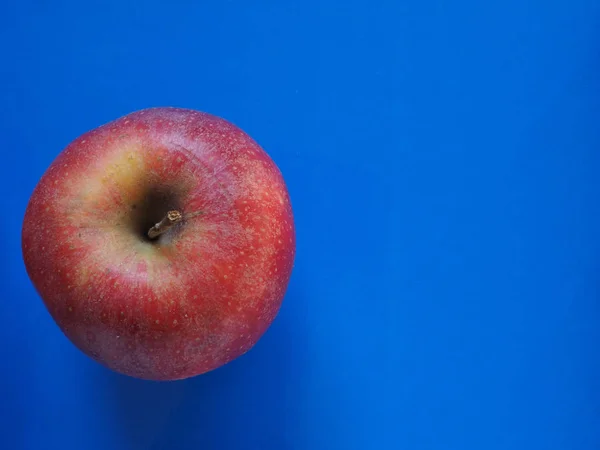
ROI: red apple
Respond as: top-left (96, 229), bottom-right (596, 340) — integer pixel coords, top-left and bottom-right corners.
top-left (21, 107), bottom-right (296, 381)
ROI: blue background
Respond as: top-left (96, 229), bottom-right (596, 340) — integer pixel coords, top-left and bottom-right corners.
top-left (1, 1), bottom-right (600, 449)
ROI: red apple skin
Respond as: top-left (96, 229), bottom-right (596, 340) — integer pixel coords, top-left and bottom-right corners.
top-left (21, 107), bottom-right (295, 381)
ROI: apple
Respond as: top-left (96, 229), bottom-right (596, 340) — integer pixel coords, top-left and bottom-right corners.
top-left (21, 107), bottom-right (296, 381)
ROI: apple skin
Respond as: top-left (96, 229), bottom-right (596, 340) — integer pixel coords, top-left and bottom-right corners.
top-left (21, 107), bottom-right (295, 381)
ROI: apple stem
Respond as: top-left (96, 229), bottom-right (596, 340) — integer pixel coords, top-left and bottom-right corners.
top-left (148, 210), bottom-right (183, 239)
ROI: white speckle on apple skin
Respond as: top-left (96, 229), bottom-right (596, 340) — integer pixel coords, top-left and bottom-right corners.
top-left (21, 107), bottom-right (296, 381)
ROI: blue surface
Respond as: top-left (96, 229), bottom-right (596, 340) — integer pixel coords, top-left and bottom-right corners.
top-left (2, 1), bottom-right (600, 449)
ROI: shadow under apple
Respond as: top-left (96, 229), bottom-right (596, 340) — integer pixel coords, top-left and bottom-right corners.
top-left (108, 276), bottom-right (307, 450)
